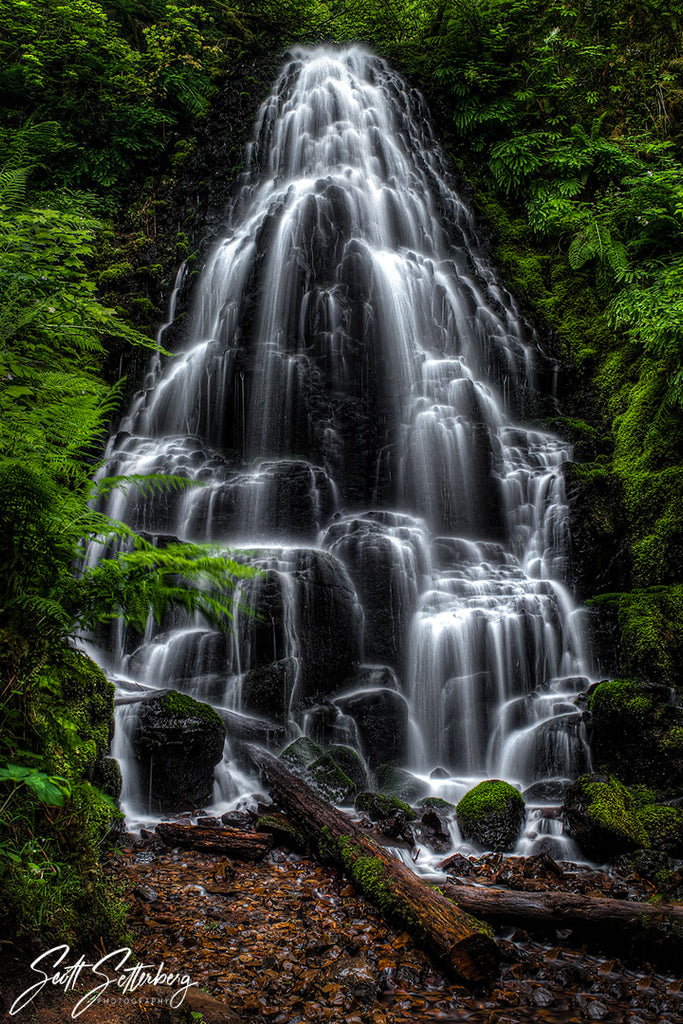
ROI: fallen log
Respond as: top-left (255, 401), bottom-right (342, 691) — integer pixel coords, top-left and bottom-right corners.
top-left (442, 883), bottom-right (683, 961)
top-left (155, 822), bottom-right (272, 860)
top-left (245, 745), bottom-right (500, 985)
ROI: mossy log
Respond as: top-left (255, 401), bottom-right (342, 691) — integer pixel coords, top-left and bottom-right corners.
top-left (442, 883), bottom-right (683, 961)
top-left (246, 745), bottom-right (500, 985)
top-left (155, 822), bottom-right (272, 860)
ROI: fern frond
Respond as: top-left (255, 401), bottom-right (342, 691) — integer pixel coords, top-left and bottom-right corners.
top-left (92, 473), bottom-right (206, 500)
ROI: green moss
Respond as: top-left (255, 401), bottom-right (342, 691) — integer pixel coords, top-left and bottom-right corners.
top-left (325, 744), bottom-right (368, 791)
top-left (456, 780), bottom-right (524, 823)
top-left (376, 765), bottom-right (427, 803)
top-left (587, 678), bottom-right (683, 790)
top-left (306, 755), bottom-right (356, 804)
top-left (418, 797), bottom-right (456, 812)
top-left (281, 736), bottom-right (323, 769)
top-left (637, 805), bottom-right (683, 856)
top-left (588, 590), bottom-right (683, 685)
top-left (456, 780), bottom-right (525, 852)
top-left (255, 814), bottom-right (306, 851)
top-left (160, 690), bottom-right (225, 729)
top-left (355, 792), bottom-right (416, 820)
top-left (583, 775), bottom-right (649, 848)
top-left (98, 260), bottom-right (134, 286)
top-left (330, 833), bottom-right (421, 932)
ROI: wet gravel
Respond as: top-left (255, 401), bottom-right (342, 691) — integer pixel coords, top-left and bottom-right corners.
top-left (117, 842), bottom-right (683, 1024)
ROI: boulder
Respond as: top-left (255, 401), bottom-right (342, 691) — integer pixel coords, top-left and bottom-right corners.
top-left (240, 658), bottom-right (297, 720)
top-left (334, 686), bottom-right (409, 767)
top-left (305, 754), bottom-right (355, 804)
top-left (325, 744), bottom-right (369, 792)
top-left (354, 792), bottom-right (415, 821)
top-left (563, 774), bottom-right (648, 862)
top-left (281, 736), bottom-right (323, 770)
top-left (131, 690), bottom-right (226, 813)
top-left (456, 780), bottom-right (526, 852)
top-left (375, 765), bottom-right (428, 803)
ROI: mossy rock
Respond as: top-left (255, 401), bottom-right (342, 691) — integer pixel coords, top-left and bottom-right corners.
top-left (325, 744), bottom-right (369, 792)
top-left (637, 805), bottom-right (683, 857)
top-left (456, 780), bottom-right (526, 852)
top-left (305, 755), bottom-right (355, 805)
top-left (38, 649), bottom-right (115, 787)
top-left (131, 689), bottom-right (226, 813)
top-left (355, 792), bottom-right (416, 821)
top-left (256, 813), bottom-right (306, 852)
top-left (588, 678), bottom-right (683, 791)
top-left (375, 765), bottom-right (428, 803)
top-left (589, 588), bottom-right (683, 687)
top-left (563, 774), bottom-right (648, 861)
top-left (281, 736), bottom-right (323, 770)
top-left (418, 796), bottom-right (456, 812)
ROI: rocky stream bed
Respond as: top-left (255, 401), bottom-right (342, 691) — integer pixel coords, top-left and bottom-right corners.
top-left (5, 825), bottom-right (681, 1024)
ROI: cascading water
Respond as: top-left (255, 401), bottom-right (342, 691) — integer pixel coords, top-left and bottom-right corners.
top-left (92, 46), bottom-right (593, 860)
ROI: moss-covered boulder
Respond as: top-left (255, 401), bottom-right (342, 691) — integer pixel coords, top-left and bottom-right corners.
top-left (588, 678), bottom-right (683, 790)
top-left (375, 765), bottom-right (428, 803)
top-left (355, 792), bottom-right (416, 821)
top-left (305, 754), bottom-right (355, 804)
top-left (39, 648), bottom-right (116, 791)
top-left (325, 744), bottom-right (369, 792)
top-left (563, 774), bottom-right (648, 861)
top-left (131, 690), bottom-right (226, 813)
top-left (456, 780), bottom-right (526, 852)
top-left (281, 736), bottom-right (323, 770)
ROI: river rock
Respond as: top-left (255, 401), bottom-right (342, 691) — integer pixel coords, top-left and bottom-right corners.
top-left (456, 780), bottom-right (526, 852)
top-left (131, 690), bottom-right (226, 812)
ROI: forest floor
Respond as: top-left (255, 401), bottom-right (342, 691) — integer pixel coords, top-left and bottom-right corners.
top-left (3, 832), bottom-right (682, 1024)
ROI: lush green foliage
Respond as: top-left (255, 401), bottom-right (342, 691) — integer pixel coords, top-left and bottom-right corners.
top-left (3, 0), bottom-right (683, 940)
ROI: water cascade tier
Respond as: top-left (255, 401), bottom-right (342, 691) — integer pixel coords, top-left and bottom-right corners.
top-left (93, 47), bottom-right (592, 859)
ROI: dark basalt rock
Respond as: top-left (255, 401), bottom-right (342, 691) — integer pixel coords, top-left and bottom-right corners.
top-left (334, 686), bottom-right (409, 767)
top-left (418, 808), bottom-right (452, 853)
top-left (355, 792), bottom-right (415, 821)
top-left (236, 548), bottom-right (362, 708)
top-left (131, 690), bottom-right (226, 813)
top-left (375, 765), bottom-right (428, 803)
top-left (587, 679), bottom-right (683, 791)
top-left (241, 658), bottom-right (298, 721)
top-left (325, 744), bottom-right (369, 792)
top-left (456, 780), bottom-right (526, 852)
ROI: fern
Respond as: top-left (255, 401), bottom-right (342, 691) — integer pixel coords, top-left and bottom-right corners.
top-left (568, 216), bottom-right (629, 281)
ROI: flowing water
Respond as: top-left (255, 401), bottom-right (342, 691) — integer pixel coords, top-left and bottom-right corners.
top-left (91, 46), bottom-right (593, 861)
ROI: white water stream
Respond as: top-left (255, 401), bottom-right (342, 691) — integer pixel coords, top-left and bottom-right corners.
top-left (90, 47), bottom-right (593, 863)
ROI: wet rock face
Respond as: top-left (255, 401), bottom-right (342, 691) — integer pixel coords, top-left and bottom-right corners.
top-left (131, 690), bottom-right (226, 813)
top-left (456, 780), bottom-right (526, 852)
top-left (334, 686), bottom-right (410, 768)
top-left (236, 549), bottom-right (363, 711)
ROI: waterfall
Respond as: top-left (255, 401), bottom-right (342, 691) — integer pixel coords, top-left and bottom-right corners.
top-left (93, 46), bottom-right (592, 857)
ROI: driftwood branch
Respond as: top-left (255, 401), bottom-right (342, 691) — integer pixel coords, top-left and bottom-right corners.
top-left (246, 744), bottom-right (500, 985)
